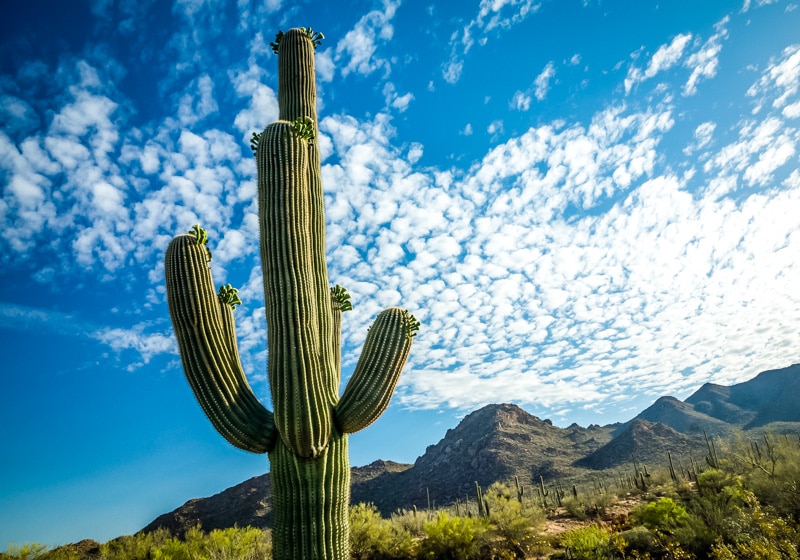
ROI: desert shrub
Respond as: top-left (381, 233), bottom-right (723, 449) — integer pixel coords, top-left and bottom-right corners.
top-left (349, 503), bottom-right (393, 560)
top-left (742, 436), bottom-right (800, 522)
top-left (101, 529), bottom-right (173, 560)
top-left (559, 525), bottom-right (622, 560)
top-left (149, 537), bottom-right (189, 560)
top-left (116, 525), bottom-right (270, 560)
top-left (419, 511), bottom-right (488, 560)
top-left (389, 508), bottom-right (426, 538)
top-left (1, 544), bottom-right (49, 560)
top-left (562, 490), bottom-right (614, 520)
top-left (617, 525), bottom-right (659, 556)
top-left (482, 482), bottom-right (545, 558)
top-left (632, 497), bottom-right (689, 532)
top-left (562, 495), bottom-right (590, 520)
top-left (589, 490), bottom-right (616, 517)
top-left (203, 527), bottom-right (270, 560)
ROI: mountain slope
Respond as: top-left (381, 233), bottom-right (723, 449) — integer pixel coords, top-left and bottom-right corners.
top-left (354, 403), bottom-right (615, 513)
top-left (685, 364), bottom-right (800, 428)
top-left (141, 364), bottom-right (800, 535)
top-left (628, 396), bottom-right (734, 438)
top-left (141, 460), bottom-right (412, 536)
top-left (577, 419), bottom-right (704, 470)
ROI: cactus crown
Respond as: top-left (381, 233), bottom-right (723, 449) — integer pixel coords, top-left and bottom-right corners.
top-left (188, 224), bottom-right (212, 261)
top-left (218, 283), bottom-right (242, 309)
top-left (404, 312), bottom-right (421, 339)
top-left (331, 284), bottom-right (353, 312)
top-left (270, 27), bottom-right (324, 53)
top-left (249, 131), bottom-right (261, 157)
top-left (290, 116), bottom-right (315, 142)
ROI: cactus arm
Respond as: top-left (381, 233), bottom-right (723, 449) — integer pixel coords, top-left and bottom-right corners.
top-left (165, 233), bottom-right (276, 453)
top-left (335, 307), bottom-right (417, 434)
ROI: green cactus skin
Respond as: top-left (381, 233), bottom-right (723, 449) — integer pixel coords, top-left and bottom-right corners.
top-left (164, 27), bottom-right (416, 560)
top-left (165, 233), bottom-right (276, 453)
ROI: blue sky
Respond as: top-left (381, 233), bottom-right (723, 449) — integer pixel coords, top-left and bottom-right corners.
top-left (2, 0), bottom-right (800, 548)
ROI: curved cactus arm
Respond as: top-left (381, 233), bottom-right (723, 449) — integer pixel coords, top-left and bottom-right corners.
top-left (165, 232), bottom-right (276, 453)
top-left (335, 307), bottom-right (417, 434)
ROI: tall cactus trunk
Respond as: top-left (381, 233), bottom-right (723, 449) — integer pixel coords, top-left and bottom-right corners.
top-left (164, 27), bottom-right (418, 560)
top-left (269, 434), bottom-right (350, 559)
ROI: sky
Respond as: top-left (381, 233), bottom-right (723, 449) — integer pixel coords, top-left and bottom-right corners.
top-left (2, 0), bottom-right (800, 548)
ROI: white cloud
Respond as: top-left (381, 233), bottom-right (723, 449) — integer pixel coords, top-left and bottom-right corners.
top-left (487, 119), bottom-right (504, 137)
top-left (747, 44), bottom-right (800, 115)
top-left (94, 324), bottom-right (176, 370)
top-left (335, 0), bottom-right (400, 78)
top-left (443, 0), bottom-right (541, 83)
top-left (442, 60), bottom-right (464, 84)
top-left (510, 91), bottom-right (531, 111)
top-left (683, 17), bottom-right (729, 96)
top-left (645, 33), bottom-right (692, 78)
top-left (534, 61), bottom-right (556, 101)
top-left (383, 82), bottom-right (414, 112)
top-left (683, 121), bottom-right (716, 155)
top-left (177, 74), bottom-right (219, 125)
top-left (625, 33), bottom-right (692, 93)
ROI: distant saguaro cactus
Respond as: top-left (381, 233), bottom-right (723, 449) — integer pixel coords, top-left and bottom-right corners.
top-left (164, 27), bottom-right (418, 560)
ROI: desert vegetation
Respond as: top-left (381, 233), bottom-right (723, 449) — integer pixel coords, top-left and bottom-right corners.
top-left (5, 432), bottom-right (800, 559)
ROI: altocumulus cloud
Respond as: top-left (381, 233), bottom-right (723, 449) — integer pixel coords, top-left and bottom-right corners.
top-left (1, 4), bottom-right (799, 423)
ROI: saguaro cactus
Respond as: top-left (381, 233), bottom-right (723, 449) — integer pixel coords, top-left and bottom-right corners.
top-left (164, 27), bottom-right (418, 560)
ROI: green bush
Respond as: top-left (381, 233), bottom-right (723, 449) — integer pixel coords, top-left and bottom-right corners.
top-left (389, 508), bottom-right (426, 538)
top-left (632, 497), bottom-right (689, 532)
top-left (617, 525), bottom-right (658, 556)
top-left (482, 482), bottom-right (545, 558)
top-left (559, 525), bottom-right (622, 560)
top-left (101, 529), bottom-right (174, 560)
top-left (203, 526), bottom-right (270, 560)
top-left (562, 495), bottom-right (590, 520)
top-left (100, 526), bottom-right (271, 560)
top-left (1, 544), bottom-right (49, 560)
top-left (349, 503), bottom-right (393, 560)
top-left (419, 511), bottom-right (488, 560)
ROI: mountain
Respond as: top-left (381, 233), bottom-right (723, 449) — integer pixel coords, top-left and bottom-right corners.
top-left (625, 396), bottom-right (735, 438)
top-left (141, 460), bottom-right (411, 535)
top-left (353, 404), bottom-right (615, 513)
top-left (141, 364), bottom-right (800, 535)
top-left (685, 364), bottom-right (800, 428)
top-left (576, 419), bottom-right (703, 470)
top-left (142, 474), bottom-right (272, 535)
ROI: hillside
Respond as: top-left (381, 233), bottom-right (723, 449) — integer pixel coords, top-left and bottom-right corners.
top-left (141, 364), bottom-right (800, 535)
top-left (685, 364), bottom-right (800, 428)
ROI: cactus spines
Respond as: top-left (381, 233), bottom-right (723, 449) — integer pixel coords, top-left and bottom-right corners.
top-left (165, 233), bottom-right (276, 453)
top-left (164, 27), bottom-right (416, 560)
top-left (335, 307), bottom-right (415, 434)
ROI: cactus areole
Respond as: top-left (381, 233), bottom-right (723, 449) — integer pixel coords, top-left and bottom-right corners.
top-left (164, 28), bottom-right (418, 560)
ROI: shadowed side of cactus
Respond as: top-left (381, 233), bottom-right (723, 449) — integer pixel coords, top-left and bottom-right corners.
top-left (164, 27), bottom-right (418, 560)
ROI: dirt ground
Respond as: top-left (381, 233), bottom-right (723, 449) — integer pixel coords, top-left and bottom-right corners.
top-left (541, 494), bottom-right (645, 537)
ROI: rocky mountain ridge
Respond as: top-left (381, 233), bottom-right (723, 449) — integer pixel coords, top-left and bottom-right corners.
top-left (141, 363), bottom-right (800, 535)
